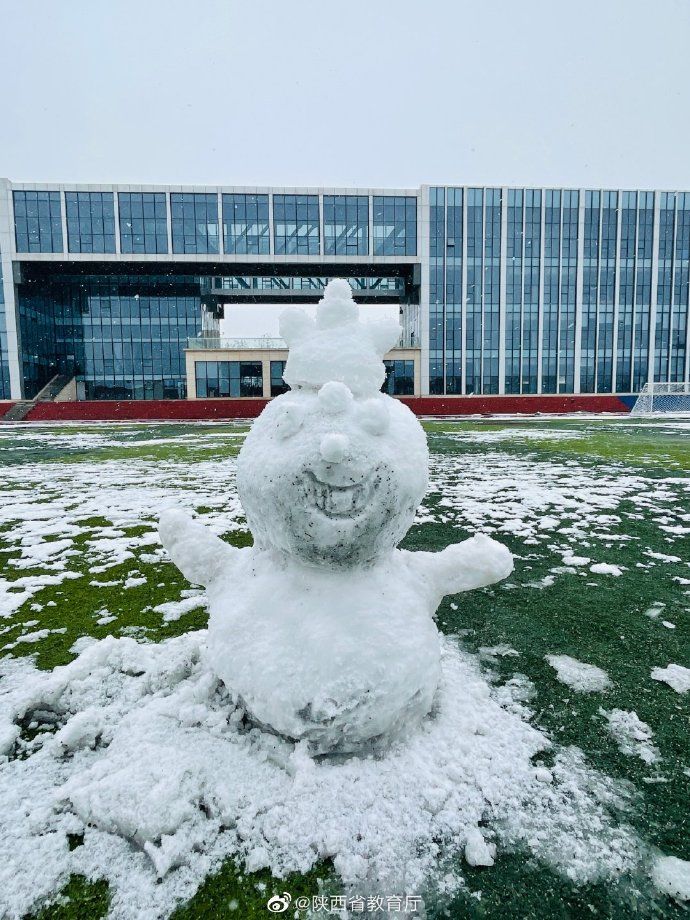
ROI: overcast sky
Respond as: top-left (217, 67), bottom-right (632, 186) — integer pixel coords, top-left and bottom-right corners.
top-left (1, 0), bottom-right (689, 190)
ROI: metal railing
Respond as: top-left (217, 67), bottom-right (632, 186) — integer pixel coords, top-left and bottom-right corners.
top-left (188, 336), bottom-right (287, 350)
top-left (202, 276), bottom-right (406, 294)
top-left (188, 331), bottom-right (420, 350)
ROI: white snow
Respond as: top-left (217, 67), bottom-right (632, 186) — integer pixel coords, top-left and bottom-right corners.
top-left (590, 562), bottom-right (623, 577)
top-left (153, 595), bottom-right (207, 623)
top-left (545, 655), bottom-right (612, 693)
top-left (0, 632), bottom-right (644, 920)
top-left (652, 855), bottom-right (690, 901)
top-left (651, 664), bottom-right (690, 694)
top-left (644, 551), bottom-right (682, 563)
top-left (602, 709), bottom-right (659, 764)
top-left (464, 828), bottom-right (496, 867)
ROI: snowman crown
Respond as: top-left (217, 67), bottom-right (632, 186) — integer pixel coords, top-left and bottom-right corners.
top-left (279, 279), bottom-right (401, 397)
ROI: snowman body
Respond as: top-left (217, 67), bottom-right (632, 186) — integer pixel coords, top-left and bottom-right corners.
top-left (160, 280), bottom-right (514, 753)
top-left (204, 546), bottom-right (441, 752)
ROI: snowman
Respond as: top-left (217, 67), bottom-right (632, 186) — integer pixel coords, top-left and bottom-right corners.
top-left (160, 279), bottom-right (513, 753)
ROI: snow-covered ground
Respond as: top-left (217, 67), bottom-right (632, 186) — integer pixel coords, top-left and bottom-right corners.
top-left (0, 421), bottom-right (688, 918)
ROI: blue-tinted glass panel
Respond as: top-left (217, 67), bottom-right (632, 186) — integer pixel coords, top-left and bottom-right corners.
top-left (17, 273), bottom-right (202, 399)
top-left (382, 359), bottom-right (415, 395)
top-left (270, 360), bottom-right (289, 396)
top-left (323, 196), bottom-right (368, 255)
top-left (118, 192), bottom-right (168, 254)
top-left (13, 191), bottom-right (63, 253)
top-left (273, 195), bottom-right (320, 255)
top-left (65, 192), bottom-right (116, 253)
top-left (195, 360), bottom-right (262, 397)
top-left (223, 194), bottom-right (270, 254)
top-left (373, 196), bottom-right (416, 255)
top-left (171, 193), bottom-right (219, 254)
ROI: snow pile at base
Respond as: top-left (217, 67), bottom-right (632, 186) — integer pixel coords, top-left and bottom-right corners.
top-left (602, 709), bottom-right (659, 764)
top-left (651, 664), bottom-right (690, 694)
top-left (545, 655), bottom-right (612, 693)
top-left (0, 633), bottom-right (647, 920)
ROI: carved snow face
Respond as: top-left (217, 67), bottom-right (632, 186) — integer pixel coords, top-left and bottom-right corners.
top-left (236, 383), bottom-right (429, 566)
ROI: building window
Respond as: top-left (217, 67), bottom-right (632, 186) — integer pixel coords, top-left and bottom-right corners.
top-left (118, 192), bottom-right (168, 254)
top-left (171, 193), bottom-right (219, 254)
top-left (270, 360), bottom-right (289, 396)
top-left (18, 273), bottom-right (199, 400)
top-left (13, 191), bottom-right (63, 253)
top-left (223, 194), bottom-right (270, 254)
top-left (65, 192), bottom-right (116, 253)
top-left (273, 195), bottom-right (320, 255)
top-left (383, 359), bottom-right (414, 395)
top-left (195, 360), bottom-right (263, 397)
top-left (323, 195), bottom-right (368, 255)
top-left (373, 196), bottom-right (417, 256)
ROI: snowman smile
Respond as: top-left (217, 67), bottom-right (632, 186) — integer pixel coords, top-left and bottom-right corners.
top-left (304, 470), bottom-right (375, 518)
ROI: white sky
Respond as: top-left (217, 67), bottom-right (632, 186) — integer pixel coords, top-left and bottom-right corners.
top-left (1, 0), bottom-right (689, 190)
top-left (222, 303), bottom-right (398, 338)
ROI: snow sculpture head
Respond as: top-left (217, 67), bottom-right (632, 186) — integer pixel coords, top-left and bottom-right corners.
top-left (236, 280), bottom-right (428, 566)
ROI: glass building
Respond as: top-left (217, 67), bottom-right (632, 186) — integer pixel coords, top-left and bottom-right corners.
top-left (0, 178), bottom-right (688, 403)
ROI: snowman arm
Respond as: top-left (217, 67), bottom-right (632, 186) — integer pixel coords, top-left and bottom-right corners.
top-left (158, 508), bottom-right (234, 587)
top-left (413, 533), bottom-right (513, 602)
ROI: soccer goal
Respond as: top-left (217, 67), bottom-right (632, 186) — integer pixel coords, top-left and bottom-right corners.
top-left (631, 381), bottom-right (690, 415)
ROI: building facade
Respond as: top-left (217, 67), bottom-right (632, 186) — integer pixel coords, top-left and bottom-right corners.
top-left (0, 178), bottom-right (688, 402)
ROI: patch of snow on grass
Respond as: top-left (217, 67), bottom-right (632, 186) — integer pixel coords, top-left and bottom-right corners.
top-left (153, 595), bottom-right (207, 623)
top-left (602, 709), bottom-right (659, 764)
top-left (651, 664), bottom-right (690, 694)
top-left (590, 563), bottom-right (623, 577)
top-left (546, 655), bottom-right (612, 693)
top-left (652, 855), bottom-right (690, 901)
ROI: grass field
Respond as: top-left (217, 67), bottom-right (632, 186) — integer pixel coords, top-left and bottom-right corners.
top-left (0, 416), bottom-right (688, 919)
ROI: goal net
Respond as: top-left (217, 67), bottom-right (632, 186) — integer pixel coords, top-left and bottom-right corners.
top-left (631, 381), bottom-right (690, 416)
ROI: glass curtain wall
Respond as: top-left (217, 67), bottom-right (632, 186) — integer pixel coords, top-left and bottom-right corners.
top-left (118, 193), bottom-right (168, 254)
top-left (373, 196), bottom-right (417, 256)
top-left (223, 194), bottom-right (270, 254)
top-left (195, 361), bottom-right (263, 397)
top-left (465, 189), bottom-right (483, 393)
top-left (18, 274), bottom-right (202, 400)
top-left (13, 191), bottom-right (63, 253)
top-left (171, 194), bottom-right (219, 254)
top-left (429, 188), bottom-right (445, 394)
top-left (273, 195), bottom-right (320, 255)
top-left (382, 359), bottom-right (414, 395)
top-left (65, 192), bottom-right (116, 253)
top-left (323, 196), bottom-right (368, 255)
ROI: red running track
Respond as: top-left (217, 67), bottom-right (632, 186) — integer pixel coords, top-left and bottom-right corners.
top-left (10, 394), bottom-right (631, 422)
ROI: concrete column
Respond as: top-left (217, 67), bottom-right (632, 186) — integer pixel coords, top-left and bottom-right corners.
top-left (165, 192), bottom-right (173, 255)
top-left (262, 356), bottom-right (271, 398)
top-left (113, 188), bottom-right (121, 255)
top-left (185, 352), bottom-right (197, 398)
top-left (59, 188), bottom-right (69, 254)
top-left (0, 179), bottom-right (22, 398)
top-left (217, 190), bottom-right (224, 255)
